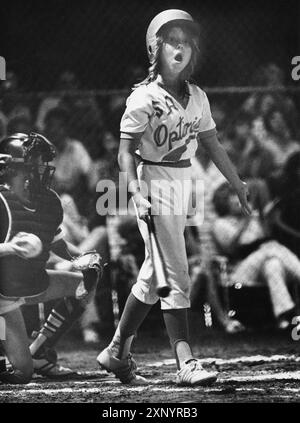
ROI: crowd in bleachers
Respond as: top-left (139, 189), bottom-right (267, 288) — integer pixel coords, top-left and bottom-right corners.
top-left (1, 63), bottom-right (300, 341)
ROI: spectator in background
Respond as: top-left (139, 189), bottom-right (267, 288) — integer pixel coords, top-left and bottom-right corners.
top-left (212, 182), bottom-right (300, 330)
top-left (36, 71), bottom-right (105, 161)
top-left (210, 101), bottom-right (228, 140)
top-left (224, 113), bottom-right (276, 179)
top-left (0, 71), bottom-right (33, 126)
top-left (36, 71), bottom-right (80, 132)
top-left (242, 63), bottom-right (298, 126)
top-left (44, 107), bottom-right (95, 216)
top-left (262, 107), bottom-right (300, 171)
top-left (223, 112), bottom-right (252, 166)
top-left (91, 131), bottom-right (120, 189)
top-left (267, 151), bottom-right (300, 258)
top-left (188, 142), bottom-right (244, 334)
top-left (68, 97), bottom-right (105, 160)
top-left (185, 224), bottom-right (245, 334)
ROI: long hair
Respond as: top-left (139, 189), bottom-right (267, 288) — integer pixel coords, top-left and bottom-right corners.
top-left (135, 21), bottom-right (200, 89)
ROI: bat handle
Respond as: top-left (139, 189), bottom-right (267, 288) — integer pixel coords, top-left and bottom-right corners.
top-left (145, 214), bottom-right (155, 233)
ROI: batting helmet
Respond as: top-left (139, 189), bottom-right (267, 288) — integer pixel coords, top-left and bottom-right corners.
top-left (146, 9), bottom-right (199, 64)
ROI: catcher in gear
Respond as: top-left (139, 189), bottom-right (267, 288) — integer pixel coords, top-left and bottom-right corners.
top-left (0, 133), bottom-right (103, 384)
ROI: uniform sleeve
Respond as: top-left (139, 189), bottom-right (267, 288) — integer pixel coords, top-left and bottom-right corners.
top-left (120, 86), bottom-right (153, 137)
top-left (198, 90), bottom-right (217, 140)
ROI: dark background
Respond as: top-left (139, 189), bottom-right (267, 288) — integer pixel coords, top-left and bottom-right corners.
top-left (1, 0), bottom-right (300, 89)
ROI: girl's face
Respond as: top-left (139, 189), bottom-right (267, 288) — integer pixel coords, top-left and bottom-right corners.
top-left (160, 26), bottom-right (192, 77)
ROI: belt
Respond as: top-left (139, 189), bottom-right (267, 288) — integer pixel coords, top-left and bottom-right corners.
top-left (140, 158), bottom-right (191, 168)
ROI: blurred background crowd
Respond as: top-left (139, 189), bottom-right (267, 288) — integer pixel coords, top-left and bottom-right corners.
top-left (1, 0), bottom-right (300, 343)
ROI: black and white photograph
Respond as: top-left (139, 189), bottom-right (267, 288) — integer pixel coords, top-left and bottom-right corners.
top-left (1, 0), bottom-right (300, 407)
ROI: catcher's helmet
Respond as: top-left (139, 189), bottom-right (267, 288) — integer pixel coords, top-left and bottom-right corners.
top-left (0, 132), bottom-right (56, 194)
top-left (146, 9), bottom-right (199, 64)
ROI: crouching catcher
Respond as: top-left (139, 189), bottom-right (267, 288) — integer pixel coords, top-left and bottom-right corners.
top-left (0, 132), bottom-right (103, 384)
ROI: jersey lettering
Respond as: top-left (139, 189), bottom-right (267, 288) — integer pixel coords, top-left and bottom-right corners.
top-left (165, 96), bottom-right (178, 115)
top-left (152, 100), bottom-right (164, 118)
top-left (153, 116), bottom-right (201, 151)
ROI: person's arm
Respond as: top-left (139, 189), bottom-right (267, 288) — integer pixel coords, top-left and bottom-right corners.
top-left (199, 134), bottom-right (251, 215)
top-left (118, 135), bottom-right (151, 220)
top-left (0, 242), bottom-right (16, 257)
top-left (51, 238), bottom-right (81, 260)
top-left (0, 237), bottom-right (30, 258)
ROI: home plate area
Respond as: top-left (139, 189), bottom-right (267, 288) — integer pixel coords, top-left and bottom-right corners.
top-left (2, 347), bottom-right (300, 403)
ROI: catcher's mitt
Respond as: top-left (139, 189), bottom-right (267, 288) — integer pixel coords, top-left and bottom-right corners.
top-left (71, 251), bottom-right (104, 291)
top-left (71, 251), bottom-right (104, 302)
top-left (72, 250), bottom-right (103, 276)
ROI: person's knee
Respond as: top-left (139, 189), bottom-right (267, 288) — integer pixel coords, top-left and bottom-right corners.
top-left (263, 257), bottom-right (284, 277)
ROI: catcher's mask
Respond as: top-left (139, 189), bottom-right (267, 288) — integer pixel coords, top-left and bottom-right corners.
top-left (0, 132), bottom-right (56, 198)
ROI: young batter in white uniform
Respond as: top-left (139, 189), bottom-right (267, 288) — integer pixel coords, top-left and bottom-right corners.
top-left (97, 9), bottom-right (250, 386)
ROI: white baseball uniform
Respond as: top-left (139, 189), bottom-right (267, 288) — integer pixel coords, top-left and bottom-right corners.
top-left (120, 80), bottom-right (216, 309)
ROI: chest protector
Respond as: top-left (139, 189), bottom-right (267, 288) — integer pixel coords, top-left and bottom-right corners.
top-left (0, 186), bottom-right (63, 298)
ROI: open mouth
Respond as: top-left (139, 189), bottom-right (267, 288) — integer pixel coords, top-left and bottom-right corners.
top-left (174, 53), bottom-right (183, 62)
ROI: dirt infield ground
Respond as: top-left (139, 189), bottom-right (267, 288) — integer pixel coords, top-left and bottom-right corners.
top-left (1, 328), bottom-right (300, 403)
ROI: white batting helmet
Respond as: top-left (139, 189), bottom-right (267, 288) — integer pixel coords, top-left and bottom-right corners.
top-left (146, 9), bottom-right (199, 64)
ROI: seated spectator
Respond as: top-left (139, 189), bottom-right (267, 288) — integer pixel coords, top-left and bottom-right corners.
top-left (224, 113), bottom-right (276, 179)
top-left (43, 107), bottom-right (95, 216)
top-left (186, 225), bottom-right (245, 334)
top-left (212, 182), bottom-right (300, 330)
top-left (188, 148), bottom-right (243, 334)
top-left (267, 151), bottom-right (300, 258)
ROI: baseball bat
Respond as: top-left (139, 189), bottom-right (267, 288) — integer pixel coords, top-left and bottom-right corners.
top-left (145, 215), bottom-right (171, 298)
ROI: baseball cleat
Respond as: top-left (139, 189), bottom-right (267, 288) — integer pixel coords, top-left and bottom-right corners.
top-left (33, 348), bottom-right (79, 379)
top-left (176, 359), bottom-right (218, 386)
top-left (97, 347), bottom-right (147, 385)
